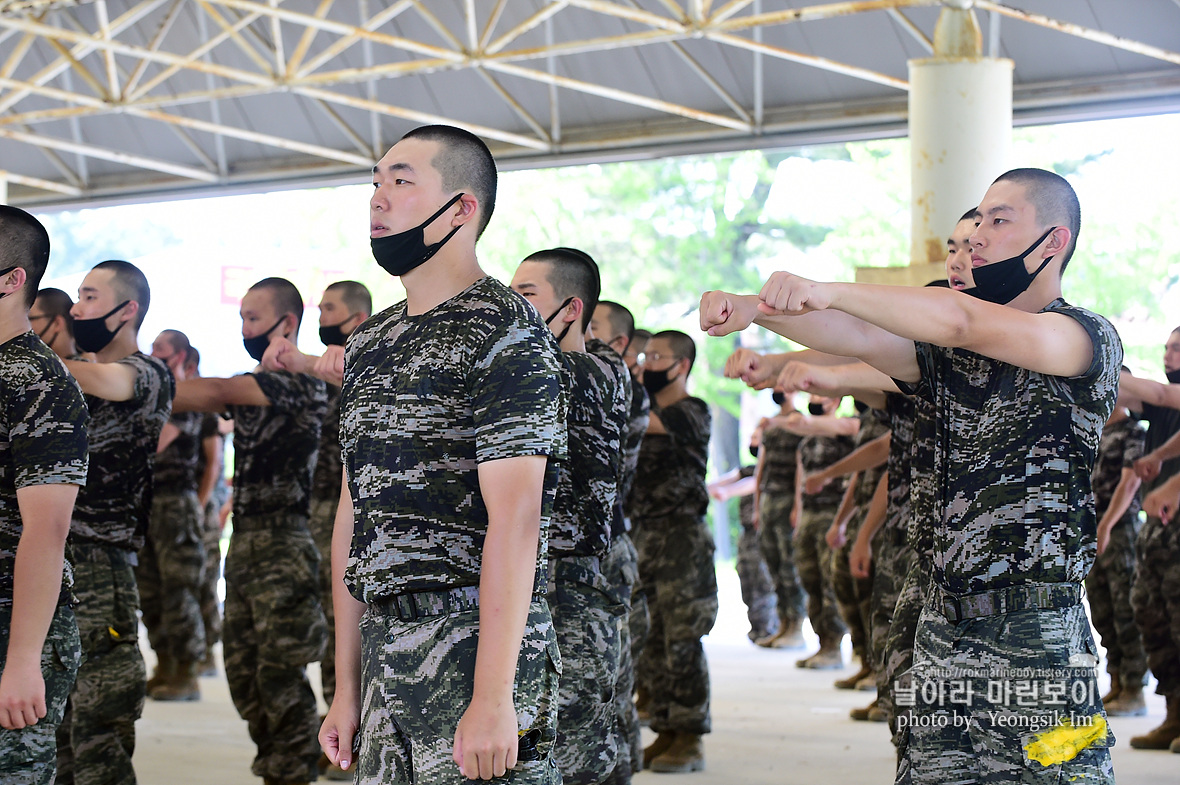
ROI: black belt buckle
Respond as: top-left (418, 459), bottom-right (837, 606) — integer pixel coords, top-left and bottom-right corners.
top-left (393, 593), bottom-right (418, 622)
top-left (942, 592), bottom-right (963, 624)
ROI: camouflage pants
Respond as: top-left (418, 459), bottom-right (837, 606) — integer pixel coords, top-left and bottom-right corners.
top-left (1131, 516), bottom-right (1180, 699)
top-left (548, 556), bottom-right (623, 785)
top-left (1085, 516), bottom-right (1147, 687)
top-left (57, 542), bottom-right (145, 785)
top-left (832, 510), bottom-right (873, 662)
top-left (884, 552), bottom-right (929, 749)
top-left (601, 531), bottom-right (640, 784)
top-left (633, 515), bottom-right (718, 736)
top-left (0, 603), bottom-right (80, 785)
top-left (736, 522), bottom-right (777, 642)
top-left (871, 527), bottom-right (916, 728)
top-left (137, 491), bottom-right (206, 662)
top-left (356, 596), bottom-right (561, 785)
top-left (309, 495), bottom-right (339, 707)
top-left (758, 489), bottom-right (803, 630)
top-left (198, 497), bottom-right (223, 649)
top-left (794, 506), bottom-right (846, 643)
top-left (224, 516), bottom-right (328, 783)
top-left (895, 602), bottom-right (1115, 785)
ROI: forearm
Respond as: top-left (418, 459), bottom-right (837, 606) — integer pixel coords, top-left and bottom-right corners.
top-left (473, 516), bottom-right (539, 704)
top-left (7, 501), bottom-right (71, 668)
top-left (1119, 373), bottom-right (1172, 410)
top-left (1149, 429), bottom-right (1180, 464)
top-left (331, 481), bottom-right (365, 705)
top-left (781, 415), bottom-right (860, 438)
top-left (197, 450), bottom-right (220, 507)
top-left (856, 473), bottom-right (889, 545)
top-left (831, 472), bottom-right (859, 530)
top-left (754, 303), bottom-right (894, 365)
top-left (1099, 471), bottom-right (1142, 531)
top-left (815, 433), bottom-right (890, 481)
top-left (173, 379), bottom-right (227, 413)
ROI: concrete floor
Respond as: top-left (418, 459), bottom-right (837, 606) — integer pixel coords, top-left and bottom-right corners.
top-left (135, 569), bottom-right (1176, 784)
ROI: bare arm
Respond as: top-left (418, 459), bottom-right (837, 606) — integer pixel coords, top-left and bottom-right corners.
top-left (1143, 471), bottom-right (1180, 525)
top-left (197, 433), bottom-right (222, 508)
top-left (777, 361), bottom-right (900, 405)
top-left (724, 347), bottom-right (855, 390)
top-left (63, 359), bottom-right (137, 402)
top-left (1135, 427), bottom-right (1180, 483)
top-left (646, 410), bottom-right (667, 435)
top-left (850, 472), bottom-right (889, 579)
top-left (1120, 371), bottom-right (1180, 411)
top-left (1097, 468), bottom-right (1142, 555)
top-left (173, 376), bottom-right (270, 413)
top-left (806, 432), bottom-right (890, 491)
top-left (776, 413), bottom-right (860, 438)
top-left (0, 484), bottom-right (78, 730)
top-left (826, 471), bottom-right (860, 550)
top-left (156, 420), bottom-right (181, 453)
top-left (320, 476), bottom-right (365, 772)
top-left (454, 455), bottom-right (549, 780)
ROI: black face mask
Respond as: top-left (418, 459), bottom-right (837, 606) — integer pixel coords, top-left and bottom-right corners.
top-left (243, 318), bottom-right (284, 362)
top-left (772, 390), bottom-right (786, 406)
top-left (319, 317), bottom-right (353, 348)
top-left (643, 365), bottom-right (678, 399)
top-left (749, 444), bottom-right (760, 458)
top-left (545, 297), bottom-right (575, 344)
top-left (964, 226), bottom-right (1057, 305)
top-left (808, 402), bottom-right (825, 416)
top-left (74, 300), bottom-right (130, 353)
top-left (370, 193), bottom-right (464, 277)
top-left (1167, 369), bottom-right (1180, 385)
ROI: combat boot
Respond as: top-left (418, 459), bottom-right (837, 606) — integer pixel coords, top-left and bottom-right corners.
top-left (768, 618), bottom-right (806, 649)
top-left (834, 662), bottom-right (873, 690)
top-left (150, 659), bottom-right (200, 702)
top-left (1105, 685), bottom-right (1147, 717)
top-left (197, 650), bottom-right (217, 678)
top-left (1100, 672), bottom-right (1121, 705)
top-left (643, 732), bottom-right (676, 769)
top-left (649, 733), bottom-right (704, 773)
top-left (850, 698), bottom-right (886, 722)
top-left (1130, 695), bottom-right (1180, 749)
top-left (146, 651), bottom-right (174, 693)
top-left (635, 685), bottom-right (653, 727)
top-left (802, 637), bottom-right (844, 670)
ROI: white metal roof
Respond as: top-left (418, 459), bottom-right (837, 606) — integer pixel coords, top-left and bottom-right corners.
top-left (1, 0), bottom-right (1178, 208)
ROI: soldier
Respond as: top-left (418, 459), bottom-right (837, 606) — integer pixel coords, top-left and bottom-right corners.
top-left (708, 461), bottom-right (778, 643)
top-left (623, 329), bottom-right (651, 376)
top-left (631, 329), bottom-right (715, 774)
top-left (1084, 399), bottom-right (1149, 716)
top-left (317, 125), bottom-right (566, 785)
top-left (0, 206), bottom-right (88, 785)
top-left (589, 299), bottom-right (650, 782)
top-left (510, 247), bottom-right (629, 785)
top-left (58, 260), bottom-right (174, 785)
top-left (701, 168), bottom-right (1121, 783)
top-left (173, 277), bottom-right (329, 785)
top-left (29, 287), bottom-right (77, 360)
top-left (136, 329), bottom-right (207, 702)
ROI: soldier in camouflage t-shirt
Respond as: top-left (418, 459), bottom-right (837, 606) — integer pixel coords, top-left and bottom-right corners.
top-left (321, 127), bottom-right (565, 785)
top-left (700, 168), bottom-right (1119, 783)
top-left (0, 206), bottom-right (89, 785)
top-left (59, 261), bottom-right (173, 785)
top-left (174, 277), bottom-right (329, 785)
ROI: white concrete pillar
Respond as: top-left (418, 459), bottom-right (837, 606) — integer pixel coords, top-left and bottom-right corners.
top-left (908, 6), bottom-right (1012, 266)
top-left (0, 173), bottom-right (8, 205)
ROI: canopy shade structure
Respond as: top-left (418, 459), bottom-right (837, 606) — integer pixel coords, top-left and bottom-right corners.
top-left (1, 0), bottom-right (1178, 208)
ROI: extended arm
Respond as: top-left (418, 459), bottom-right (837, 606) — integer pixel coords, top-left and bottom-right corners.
top-left (1118, 370), bottom-right (1180, 413)
top-left (850, 472), bottom-right (889, 579)
top-left (1135, 426), bottom-right (1180, 483)
top-left (777, 361), bottom-right (900, 406)
top-left (173, 376), bottom-right (270, 413)
top-left (724, 347), bottom-right (855, 390)
top-left (1097, 468), bottom-right (1142, 555)
top-left (776, 413), bottom-right (860, 438)
top-left (805, 432), bottom-right (890, 494)
top-left (63, 359), bottom-right (138, 402)
top-left (454, 454), bottom-right (549, 779)
top-left (826, 472), bottom-right (860, 550)
top-left (0, 484), bottom-right (78, 730)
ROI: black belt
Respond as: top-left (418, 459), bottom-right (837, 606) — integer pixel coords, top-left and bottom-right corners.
top-left (369, 585), bottom-right (481, 622)
top-left (930, 581), bottom-right (1081, 624)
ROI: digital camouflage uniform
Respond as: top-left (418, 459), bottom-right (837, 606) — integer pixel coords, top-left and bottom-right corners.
top-left (137, 411), bottom-right (206, 663)
top-left (195, 413), bottom-right (226, 655)
top-left (340, 277), bottom-right (566, 785)
top-left (736, 465), bottom-right (777, 641)
top-left (632, 396), bottom-right (716, 736)
top-left (309, 382), bottom-right (341, 706)
top-left (0, 333), bottom-right (88, 785)
top-left (832, 409), bottom-right (889, 665)
top-left (59, 351), bottom-right (172, 785)
top-left (894, 300), bottom-right (1120, 785)
top-left (224, 370), bottom-right (328, 784)
top-left (757, 424), bottom-right (805, 633)
top-left (796, 432), bottom-right (854, 648)
top-left (604, 375), bottom-right (649, 782)
top-left (1086, 416), bottom-right (1147, 690)
top-left (868, 393), bottom-right (918, 730)
top-left (547, 339), bottom-right (629, 785)
top-left (1130, 400), bottom-right (1180, 707)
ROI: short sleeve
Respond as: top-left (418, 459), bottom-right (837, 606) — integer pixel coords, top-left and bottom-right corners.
top-left (470, 320), bottom-right (565, 464)
top-left (1122, 424), bottom-right (1147, 469)
top-left (894, 341), bottom-right (939, 403)
top-left (249, 371), bottom-right (303, 413)
top-left (658, 398), bottom-right (710, 451)
top-left (10, 374), bottom-right (88, 489)
top-left (1053, 306), bottom-right (1122, 410)
top-left (123, 353), bottom-right (174, 408)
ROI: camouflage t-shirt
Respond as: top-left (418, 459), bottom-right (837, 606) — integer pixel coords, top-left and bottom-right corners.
top-left (227, 371), bottom-right (327, 519)
top-left (882, 392), bottom-right (916, 535)
top-left (550, 340), bottom-right (629, 558)
top-left (905, 394), bottom-right (938, 558)
top-left (153, 411), bottom-right (202, 495)
top-left (903, 299), bottom-right (1121, 594)
top-left (72, 352), bottom-right (173, 551)
top-left (194, 412), bottom-right (226, 507)
top-left (759, 423), bottom-right (803, 494)
top-left (630, 396), bottom-right (711, 521)
top-left (619, 374), bottom-right (650, 519)
top-left (1091, 416), bottom-right (1145, 520)
top-left (798, 431), bottom-right (854, 509)
top-left (0, 333), bottom-right (88, 607)
top-left (339, 276), bottom-right (566, 603)
top-left (738, 464), bottom-right (756, 529)
top-left (311, 383), bottom-right (342, 503)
